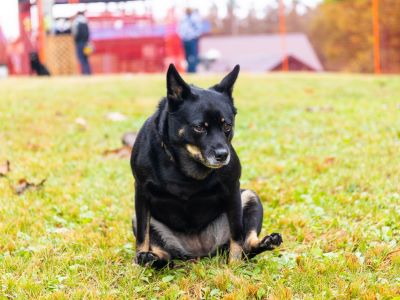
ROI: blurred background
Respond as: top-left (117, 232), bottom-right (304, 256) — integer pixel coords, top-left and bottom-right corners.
top-left (0, 0), bottom-right (399, 77)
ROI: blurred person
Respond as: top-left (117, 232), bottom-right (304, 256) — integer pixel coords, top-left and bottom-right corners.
top-left (178, 8), bottom-right (202, 73)
top-left (72, 11), bottom-right (92, 75)
top-left (54, 18), bottom-right (71, 35)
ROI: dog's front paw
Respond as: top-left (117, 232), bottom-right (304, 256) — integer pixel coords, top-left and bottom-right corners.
top-left (136, 251), bottom-right (158, 266)
top-left (136, 251), bottom-right (170, 269)
top-left (259, 233), bottom-right (283, 251)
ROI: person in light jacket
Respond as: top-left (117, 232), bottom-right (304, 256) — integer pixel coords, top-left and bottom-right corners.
top-left (178, 8), bottom-right (203, 73)
top-left (72, 11), bottom-right (91, 75)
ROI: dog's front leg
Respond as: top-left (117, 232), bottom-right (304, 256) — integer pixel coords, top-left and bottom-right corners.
top-left (226, 188), bottom-right (244, 263)
top-left (134, 187), bottom-right (171, 269)
top-left (134, 187), bottom-right (152, 264)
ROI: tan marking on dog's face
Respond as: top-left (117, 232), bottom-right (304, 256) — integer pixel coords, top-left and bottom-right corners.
top-left (244, 230), bottom-right (259, 251)
top-left (151, 245), bottom-right (171, 260)
top-left (221, 118), bottom-right (225, 123)
top-left (229, 239), bottom-right (243, 263)
top-left (186, 144), bottom-right (204, 160)
top-left (204, 122), bottom-right (209, 127)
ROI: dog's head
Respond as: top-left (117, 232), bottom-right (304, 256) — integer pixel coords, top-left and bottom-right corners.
top-left (165, 64), bottom-right (239, 171)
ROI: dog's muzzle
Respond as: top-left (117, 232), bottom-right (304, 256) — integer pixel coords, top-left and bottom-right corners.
top-left (186, 145), bottom-right (230, 169)
top-left (204, 148), bottom-right (231, 168)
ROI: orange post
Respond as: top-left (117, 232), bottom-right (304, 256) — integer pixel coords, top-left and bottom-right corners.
top-left (279, 0), bottom-right (289, 71)
top-left (37, 0), bottom-right (46, 63)
top-left (372, 0), bottom-right (381, 74)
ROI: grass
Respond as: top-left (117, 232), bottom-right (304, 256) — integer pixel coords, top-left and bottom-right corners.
top-left (0, 73), bottom-right (399, 299)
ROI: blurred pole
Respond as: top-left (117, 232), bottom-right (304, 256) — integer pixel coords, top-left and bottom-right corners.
top-left (37, 0), bottom-right (46, 63)
top-left (279, 0), bottom-right (289, 71)
top-left (372, 0), bottom-right (381, 74)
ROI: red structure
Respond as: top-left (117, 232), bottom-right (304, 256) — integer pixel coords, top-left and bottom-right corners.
top-left (10, 0), bottom-right (184, 75)
top-left (0, 27), bottom-right (7, 66)
top-left (88, 12), bottom-right (184, 73)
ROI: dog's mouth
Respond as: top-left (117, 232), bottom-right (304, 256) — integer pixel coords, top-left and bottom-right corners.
top-left (185, 144), bottom-right (230, 169)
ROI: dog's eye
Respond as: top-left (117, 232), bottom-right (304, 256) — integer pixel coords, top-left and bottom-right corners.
top-left (223, 123), bottom-right (232, 133)
top-left (193, 124), bottom-right (206, 133)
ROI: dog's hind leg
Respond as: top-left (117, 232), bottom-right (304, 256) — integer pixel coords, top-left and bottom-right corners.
top-left (241, 190), bottom-right (283, 258)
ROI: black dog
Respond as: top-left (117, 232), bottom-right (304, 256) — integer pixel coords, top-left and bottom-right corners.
top-left (29, 52), bottom-right (50, 76)
top-left (131, 64), bottom-right (282, 268)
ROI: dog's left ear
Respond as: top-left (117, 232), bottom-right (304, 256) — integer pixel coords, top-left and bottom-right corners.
top-left (166, 64), bottom-right (192, 111)
top-left (211, 65), bottom-right (240, 98)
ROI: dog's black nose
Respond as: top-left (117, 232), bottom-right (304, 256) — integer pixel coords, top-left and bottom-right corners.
top-left (214, 148), bottom-right (229, 162)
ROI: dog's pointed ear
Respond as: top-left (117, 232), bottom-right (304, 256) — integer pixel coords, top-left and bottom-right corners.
top-left (166, 64), bottom-right (192, 111)
top-left (211, 65), bottom-right (240, 98)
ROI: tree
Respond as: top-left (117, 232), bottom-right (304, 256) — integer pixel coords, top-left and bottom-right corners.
top-left (308, 0), bottom-right (400, 73)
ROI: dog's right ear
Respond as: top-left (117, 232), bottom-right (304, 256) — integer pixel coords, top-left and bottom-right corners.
top-left (166, 64), bottom-right (192, 111)
top-left (210, 65), bottom-right (240, 99)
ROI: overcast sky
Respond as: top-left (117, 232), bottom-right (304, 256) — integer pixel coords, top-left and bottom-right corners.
top-left (0, 0), bottom-right (322, 40)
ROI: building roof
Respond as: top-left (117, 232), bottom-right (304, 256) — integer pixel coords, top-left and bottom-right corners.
top-left (200, 33), bottom-right (323, 72)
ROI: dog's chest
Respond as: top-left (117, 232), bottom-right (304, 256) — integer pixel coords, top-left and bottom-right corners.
top-left (148, 181), bottom-right (225, 232)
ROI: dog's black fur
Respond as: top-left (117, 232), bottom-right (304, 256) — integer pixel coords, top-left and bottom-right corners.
top-left (29, 52), bottom-right (50, 76)
top-left (131, 64), bottom-right (282, 268)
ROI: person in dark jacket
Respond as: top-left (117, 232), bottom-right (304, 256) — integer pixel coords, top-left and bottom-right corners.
top-left (72, 11), bottom-right (91, 75)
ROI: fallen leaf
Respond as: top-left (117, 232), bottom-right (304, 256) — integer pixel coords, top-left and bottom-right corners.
top-left (304, 87), bottom-right (314, 94)
top-left (0, 160), bottom-right (10, 177)
top-left (106, 112), bottom-right (127, 122)
top-left (15, 178), bottom-right (46, 195)
top-left (323, 156), bottom-right (336, 166)
top-left (75, 117), bottom-right (87, 129)
top-left (121, 132), bottom-right (137, 148)
top-left (306, 106), bottom-right (334, 113)
top-left (103, 146), bottom-right (131, 159)
top-left (27, 143), bottom-right (41, 152)
top-left (385, 248), bottom-right (400, 261)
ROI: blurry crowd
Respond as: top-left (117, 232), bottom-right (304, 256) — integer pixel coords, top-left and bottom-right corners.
top-left (51, 8), bottom-right (204, 75)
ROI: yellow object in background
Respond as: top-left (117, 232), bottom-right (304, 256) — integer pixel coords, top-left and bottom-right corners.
top-left (83, 43), bottom-right (94, 56)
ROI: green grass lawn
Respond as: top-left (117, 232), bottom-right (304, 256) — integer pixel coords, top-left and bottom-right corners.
top-left (0, 73), bottom-right (399, 299)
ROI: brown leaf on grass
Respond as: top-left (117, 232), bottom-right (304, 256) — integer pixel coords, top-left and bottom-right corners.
top-left (384, 248), bottom-right (400, 262)
top-left (323, 156), bottom-right (336, 166)
top-left (106, 112), bottom-right (127, 122)
top-left (313, 156), bottom-right (337, 173)
top-left (103, 146), bottom-right (132, 159)
top-left (15, 178), bottom-right (46, 195)
top-left (27, 143), bottom-right (42, 152)
top-left (75, 117), bottom-right (88, 129)
top-left (0, 160), bottom-right (10, 177)
top-left (306, 106), bottom-right (334, 113)
top-left (304, 87), bottom-right (315, 94)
